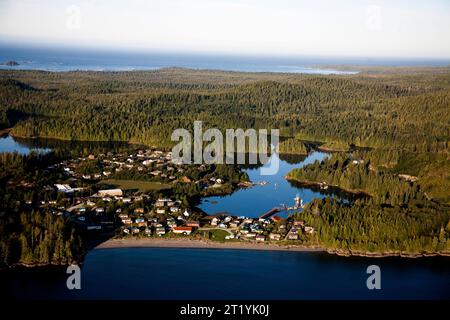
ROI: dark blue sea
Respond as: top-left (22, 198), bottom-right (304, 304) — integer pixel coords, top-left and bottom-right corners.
top-left (1, 248), bottom-right (449, 300)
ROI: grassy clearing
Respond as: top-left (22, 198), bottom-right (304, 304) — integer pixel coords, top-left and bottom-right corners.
top-left (207, 229), bottom-right (231, 242)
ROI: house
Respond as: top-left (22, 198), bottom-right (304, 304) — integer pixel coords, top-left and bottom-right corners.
top-left (121, 218), bottom-right (132, 225)
top-left (271, 216), bottom-right (282, 223)
top-left (230, 221), bottom-right (240, 228)
top-left (304, 226), bottom-right (315, 234)
top-left (137, 221), bottom-right (148, 227)
top-left (118, 213), bottom-right (129, 219)
top-left (246, 232), bottom-right (257, 239)
top-left (186, 221), bottom-right (200, 228)
top-left (156, 209), bottom-right (166, 214)
top-left (218, 223), bottom-right (228, 229)
top-left (211, 217), bottom-right (220, 226)
top-left (293, 220), bottom-right (304, 227)
top-left (131, 227), bottom-right (140, 234)
top-left (156, 227), bottom-right (166, 235)
top-left (54, 184), bottom-right (74, 193)
top-left (155, 201), bottom-right (165, 207)
top-left (142, 159), bottom-right (154, 166)
top-left (183, 209), bottom-right (191, 217)
top-left (167, 219), bottom-right (177, 227)
top-left (256, 235), bottom-right (265, 242)
top-left (269, 233), bottom-right (282, 241)
top-left (170, 207), bottom-right (180, 213)
top-left (98, 189), bottom-right (123, 197)
top-left (172, 226), bottom-right (193, 235)
top-left (288, 233), bottom-right (298, 240)
top-left (134, 208), bottom-right (144, 214)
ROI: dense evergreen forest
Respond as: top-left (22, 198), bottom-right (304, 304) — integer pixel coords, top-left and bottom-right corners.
top-left (1, 68), bottom-right (448, 152)
top-left (0, 152), bottom-right (83, 267)
top-left (295, 198), bottom-right (450, 254)
top-left (1, 67), bottom-right (449, 257)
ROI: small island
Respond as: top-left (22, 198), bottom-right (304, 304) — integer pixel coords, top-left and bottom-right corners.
top-left (2, 60), bottom-right (20, 66)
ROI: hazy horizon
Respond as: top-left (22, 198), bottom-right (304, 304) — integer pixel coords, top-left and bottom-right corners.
top-left (1, 40), bottom-right (450, 67)
top-left (1, 0), bottom-right (450, 60)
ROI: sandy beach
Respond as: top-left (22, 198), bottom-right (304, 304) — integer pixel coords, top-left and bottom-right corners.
top-left (95, 237), bottom-right (325, 253)
top-left (94, 238), bottom-right (450, 258)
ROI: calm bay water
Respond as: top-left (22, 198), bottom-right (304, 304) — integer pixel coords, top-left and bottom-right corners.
top-left (0, 134), bottom-right (137, 155)
top-left (199, 151), bottom-right (336, 218)
top-left (0, 135), bottom-right (51, 155)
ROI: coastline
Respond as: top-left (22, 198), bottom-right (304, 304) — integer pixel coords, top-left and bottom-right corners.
top-left (94, 237), bottom-right (450, 258)
top-left (285, 176), bottom-right (371, 196)
top-left (95, 237), bottom-right (324, 253)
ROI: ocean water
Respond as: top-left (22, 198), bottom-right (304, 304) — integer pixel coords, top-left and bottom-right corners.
top-left (0, 44), bottom-right (355, 73)
top-left (2, 43), bottom-right (448, 74)
top-left (2, 248), bottom-right (449, 300)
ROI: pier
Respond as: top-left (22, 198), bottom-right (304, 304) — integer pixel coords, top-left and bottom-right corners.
top-left (259, 207), bottom-right (283, 219)
top-left (259, 195), bottom-right (304, 219)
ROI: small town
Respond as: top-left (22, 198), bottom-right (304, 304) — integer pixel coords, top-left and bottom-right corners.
top-left (23, 147), bottom-right (315, 244)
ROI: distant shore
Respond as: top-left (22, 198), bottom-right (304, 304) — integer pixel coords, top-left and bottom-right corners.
top-left (95, 237), bottom-right (450, 258)
top-left (284, 176), bottom-right (371, 196)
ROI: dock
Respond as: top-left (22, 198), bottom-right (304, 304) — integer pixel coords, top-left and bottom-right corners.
top-left (259, 207), bottom-right (282, 219)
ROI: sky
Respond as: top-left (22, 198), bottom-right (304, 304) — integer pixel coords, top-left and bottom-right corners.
top-left (0, 0), bottom-right (449, 58)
